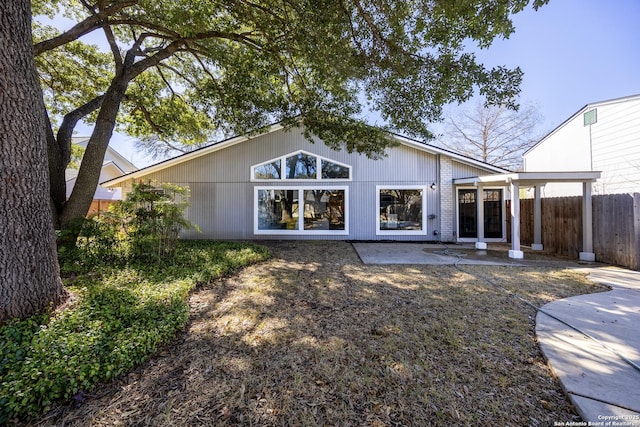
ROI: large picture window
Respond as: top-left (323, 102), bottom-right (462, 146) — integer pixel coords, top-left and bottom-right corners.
top-left (255, 187), bottom-right (348, 235)
top-left (252, 151), bottom-right (351, 181)
top-left (376, 186), bottom-right (426, 235)
top-left (257, 189), bottom-right (299, 230)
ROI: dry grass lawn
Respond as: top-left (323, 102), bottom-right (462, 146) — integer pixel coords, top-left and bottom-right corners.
top-left (31, 241), bottom-right (608, 426)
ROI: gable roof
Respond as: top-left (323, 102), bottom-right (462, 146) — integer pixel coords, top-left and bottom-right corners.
top-left (103, 124), bottom-right (508, 186)
top-left (72, 137), bottom-right (138, 173)
top-left (523, 93), bottom-right (640, 156)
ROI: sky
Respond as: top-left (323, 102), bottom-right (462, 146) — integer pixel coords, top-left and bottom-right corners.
top-left (467, 0), bottom-right (640, 131)
top-left (71, 0), bottom-right (640, 167)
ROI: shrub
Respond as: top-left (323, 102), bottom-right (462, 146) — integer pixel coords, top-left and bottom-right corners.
top-left (59, 181), bottom-right (198, 272)
top-left (0, 240), bottom-right (269, 423)
top-left (117, 182), bottom-right (199, 262)
top-left (58, 215), bottom-right (121, 272)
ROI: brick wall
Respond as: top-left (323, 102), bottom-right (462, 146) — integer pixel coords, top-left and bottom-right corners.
top-left (439, 156), bottom-right (454, 242)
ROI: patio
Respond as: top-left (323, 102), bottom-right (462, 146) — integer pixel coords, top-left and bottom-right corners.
top-left (352, 242), bottom-right (592, 267)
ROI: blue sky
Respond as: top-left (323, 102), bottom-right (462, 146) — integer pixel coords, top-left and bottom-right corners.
top-left (70, 0), bottom-right (640, 166)
top-left (469, 0), bottom-right (640, 131)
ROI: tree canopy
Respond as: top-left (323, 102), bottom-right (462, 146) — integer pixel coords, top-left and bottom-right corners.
top-left (34, 0), bottom-right (549, 229)
top-left (0, 0), bottom-right (552, 321)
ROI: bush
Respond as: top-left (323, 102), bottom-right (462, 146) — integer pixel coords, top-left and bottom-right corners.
top-left (0, 240), bottom-right (269, 423)
top-left (58, 216), bottom-right (121, 272)
top-left (59, 181), bottom-right (198, 273)
top-left (117, 182), bottom-right (199, 262)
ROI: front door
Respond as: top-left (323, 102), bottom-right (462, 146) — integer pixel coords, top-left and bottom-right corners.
top-left (457, 189), bottom-right (503, 239)
top-left (458, 189), bottom-right (477, 238)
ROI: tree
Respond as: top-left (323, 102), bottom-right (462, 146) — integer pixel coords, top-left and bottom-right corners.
top-left (1, 0), bottom-right (549, 321)
top-left (34, 0), bottom-right (549, 234)
top-left (0, 0), bottom-right (66, 322)
top-left (438, 100), bottom-right (543, 170)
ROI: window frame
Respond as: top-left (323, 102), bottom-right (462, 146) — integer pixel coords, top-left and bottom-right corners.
top-left (375, 185), bottom-right (427, 236)
top-left (455, 186), bottom-right (507, 243)
top-left (254, 185), bottom-right (349, 235)
top-left (250, 150), bottom-right (351, 182)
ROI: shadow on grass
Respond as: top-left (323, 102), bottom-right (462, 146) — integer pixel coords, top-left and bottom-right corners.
top-left (1, 240), bottom-right (269, 424)
top-left (29, 241), bottom-right (609, 426)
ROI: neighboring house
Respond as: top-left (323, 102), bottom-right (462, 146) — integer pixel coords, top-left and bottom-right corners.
top-left (523, 94), bottom-right (640, 197)
top-left (104, 124), bottom-right (600, 260)
top-left (66, 138), bottom-right (138, 213)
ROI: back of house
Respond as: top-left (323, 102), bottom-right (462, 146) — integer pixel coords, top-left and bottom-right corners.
top-left (104, 125), bottom-right (513, 242)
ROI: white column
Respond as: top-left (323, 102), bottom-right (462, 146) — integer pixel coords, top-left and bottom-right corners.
top-left (475, 187), bottom-right (487, 249)
top-left (580, 182), bottom-right (596, 262)
top-left (509, 181), bottom-right (524, 259)
top-left (531, 185), bottom-right (543, 251)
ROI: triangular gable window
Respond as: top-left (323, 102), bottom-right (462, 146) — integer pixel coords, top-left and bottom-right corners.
top-left (251, 151), bottom-right (351, 181)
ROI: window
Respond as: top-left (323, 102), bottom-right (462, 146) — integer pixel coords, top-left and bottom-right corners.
top-left (376, 186), bottom-right (425, 235)
top-left (483, 189), bottom-right (503, 238)
top-left (303, 189), bottom-right (345, 230)
top-left (253, 160), bottom-right (281, 179)
top-left (252, 151), bottom-right (350, 181)
top-left (286, 153), bottom-right (317, 179)
top-left (458, 189), bottom-right (477, 238)
top-left (321, 160), bottom-right (350, 179)
top-left (255, 186), bottom-right (348, 234)
top-left (257, 189), bottom-right (299, 230)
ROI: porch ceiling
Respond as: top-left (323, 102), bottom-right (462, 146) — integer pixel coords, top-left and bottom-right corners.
top-left (453, 171), bottom-right (601, 187)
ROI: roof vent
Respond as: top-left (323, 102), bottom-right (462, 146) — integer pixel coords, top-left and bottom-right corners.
top-left (583, 108), bottom-right (597, 126)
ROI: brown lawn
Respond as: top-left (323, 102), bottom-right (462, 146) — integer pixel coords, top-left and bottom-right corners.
top-left (31, 241), bottom-right (607, 426)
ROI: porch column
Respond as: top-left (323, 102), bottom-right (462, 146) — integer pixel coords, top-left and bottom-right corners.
top-left (509, 181), bottom-right (524, 259)
top-left (531, 185), bottom-right (543, 250)
top-left (580, 182), bottom-right (596, 262)
top-left (475, 186), bottom-right (487, 249)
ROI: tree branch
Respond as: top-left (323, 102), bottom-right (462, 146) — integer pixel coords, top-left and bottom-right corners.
top-left (157, 62), bottom-right (198, 88)
top-left (103, 23), bottom-right (123, 73)
top-left (132, 103), bottom-right (167, 135)
top-left (33, 0), bottom-right (138, 55)
top-left (56, 95), bottom-right (106, 148)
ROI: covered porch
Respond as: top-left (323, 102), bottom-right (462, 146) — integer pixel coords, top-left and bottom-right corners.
top-left (453, 171), bottom-right (602, 261)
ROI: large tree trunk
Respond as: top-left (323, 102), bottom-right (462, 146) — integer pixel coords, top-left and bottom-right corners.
top-left (58, 76), bottom-right (128, 233)
top-left (0, 0), bottom-right (67, 322)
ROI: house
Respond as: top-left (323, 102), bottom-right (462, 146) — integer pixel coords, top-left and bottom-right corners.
top-left (523, 94), bottom-right (640, 196)
top-left (66, 137), bottom-right (138, 213)
top-left (104, 124), bottom-right (600, 260)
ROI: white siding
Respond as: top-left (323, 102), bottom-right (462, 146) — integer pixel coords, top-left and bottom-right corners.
top-left (591, 99), bottom-right (640, 194)
top-left (114, 127), bottom-right (499, 241)
top-left (524, 95), bottom-right (640, 196)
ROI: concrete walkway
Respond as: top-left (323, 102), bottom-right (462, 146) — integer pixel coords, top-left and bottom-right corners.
top-left (353, 242), bottom-right (531, 266)
top-left (536, 267), bottom-right (640, 425)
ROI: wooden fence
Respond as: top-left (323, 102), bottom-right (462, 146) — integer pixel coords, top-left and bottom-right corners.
top-left (508, 193), bottom-right (640, 270)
